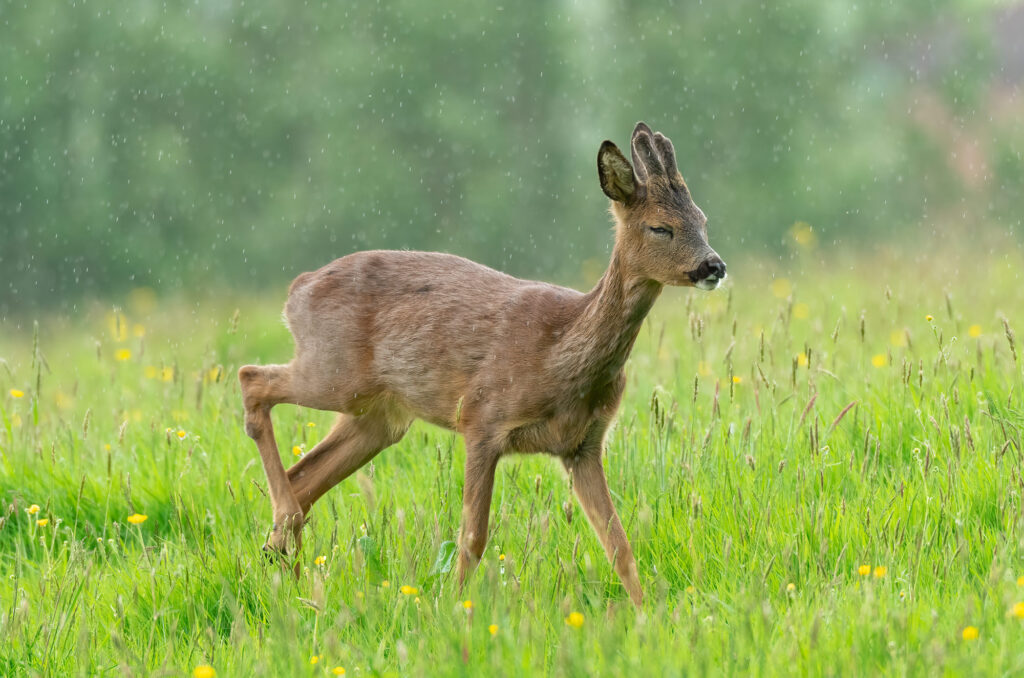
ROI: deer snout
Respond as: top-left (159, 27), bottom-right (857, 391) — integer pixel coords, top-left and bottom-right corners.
top-left (691, 256), bottom-right (727, 290)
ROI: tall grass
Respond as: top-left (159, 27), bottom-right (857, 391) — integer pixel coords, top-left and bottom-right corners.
top-left (1, 241), bottom-right (1023, 676)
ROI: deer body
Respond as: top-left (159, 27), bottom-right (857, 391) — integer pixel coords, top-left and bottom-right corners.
top-left (239, 123), bottom-right (725, 607)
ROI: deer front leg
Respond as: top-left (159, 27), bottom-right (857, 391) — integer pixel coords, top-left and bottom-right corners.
top-left (564, 453), bottom-right (643, 607)
top-left (456, 440), bottom-right (499, 590)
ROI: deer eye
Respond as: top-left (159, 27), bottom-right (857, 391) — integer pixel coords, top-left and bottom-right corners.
top-left (648, 226), bottom-right (672, 237)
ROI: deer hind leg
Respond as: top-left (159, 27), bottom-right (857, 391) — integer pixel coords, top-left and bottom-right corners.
top-left (564, 454), bottom-right (644, 607)
top-left (238, 363), bottom-right (304, 555)
top-left (456, 439), bottom-right (500, 590)
top-left (287, 410), bottom-right (410, 514)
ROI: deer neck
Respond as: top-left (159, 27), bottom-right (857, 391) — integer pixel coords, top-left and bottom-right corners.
top-left (557, 247), bottom-right (663, 389)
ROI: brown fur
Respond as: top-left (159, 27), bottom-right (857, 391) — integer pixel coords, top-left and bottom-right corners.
top-left (239, 122), bottom-right (725, 606)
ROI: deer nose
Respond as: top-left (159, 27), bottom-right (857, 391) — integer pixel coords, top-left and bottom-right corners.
top-left (704, 257), bottom-right (726, 280)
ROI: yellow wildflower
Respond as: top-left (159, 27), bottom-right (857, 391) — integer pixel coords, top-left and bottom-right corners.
top-left (309, 655), bottom-right (322, 665)
top-left (463, 599), bottom-right (473, 610)
top-left (193, 666), bottom-right (216, 678)
top-left (771, 278), bottom-right (792, 299)
top-left (161, 367), bottom-right (174, 382)
top-left (926, 315), bottom-right (934, 322)
top-left (565, 612), bottom-right (584, 628)
top-left (36, 518), bottom-right (49, 527)
top-left (786, 582), bottom-right (796, 592)
top-left (381, 580), bottom-right (390, 588)
top-left (685, 585), bottom-right (696, 595)
top-left (962, 626), bottom-right (978, 640)
top-left (789, 222), bottom-right (815, 247)
top-left (176, 430), bottom-right (187, 439)
top-left (307, 422), bottom-right (316, 428)
top-left (796, 353), bottom-right (808, 367)
top-left (292, 445), bottom-right (303, 456)
top-left (115, 349), bottom-right (132, 361)
top-left (1017, 575), bottom-right (1024, 587)
top-left (873, 566), bottom-right (887, 578)
top-left (871, 354), bottom-right (886, 368)
top-left (331, 668), bottom-right (346, 676)
top-left (488, 624), bottom-right (498, 636)
top-left (27, 504), bottom-right (40, 515)
top-left (1011, 602), bottom-right (1024, 619)
top-left (732, 376), bottom-right (742, 384)
top-left (314, 555), bottom-right (326, 566)
top-left (499, 553), bottom-right (506, 561)
top-left (969, 325), bottom-right (982, 338)
top-left (400, 585), bottom-right (418, 596)
top-left (858, 564), bottom-right (871, 576)
top-left (127, 514), bottom-right (147, 525)
top-left (9, 388), bottom-right (24, 398)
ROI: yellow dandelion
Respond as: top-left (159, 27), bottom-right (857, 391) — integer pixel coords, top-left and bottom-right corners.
top-left (796, 353), bottom-right (809, 367)
top-left (565, 611), bottom-right (584, 628)
top-left (193, 666), bottom-right (216, 678)
top-left (962, 626), bottom-right (979, 641)
top-left (1017, 575), bottom-right (1024, 587)
top-left (381, 580), bottom-right (390, 588)
top-left (793, 303), bottom-right (810, 319)
top-left (786, 582), bottom-right (796, 592)
top-left (789, 222), bottom-right (816, 247)
top-left (400, 585), bottom-right (418, 596)
top-left (314, 555), bottom-right (326, 566)
top-left (115, 348), bottom-right (132, 361)
top-left (873, 566), bottom-right (887, 578)
top-left (488, 623), bottom-right (498, 636)
top-left (331, 669), bottom-right (346, 676)
top-left (176, 430), bottom-right (187, 439)
top-left (968, 325), bottom-right (982, 338)
top-left (685, 585), bottom-right (696, 595)
top-left (307, 422), bottom-right (316, 428)
top-left (463, 599), bottom-right (473, 610)
top-left (292, 445), bottom-right (303, 456)
top-left (309, 655), bottom-right (322, 665)
top-left (27, 504), bottom-right (40, 515)
top-left (732, 376), bottom-right (742, 384)
top-left (858, 564), bottom-right (871, 576)
top-left (161, 367), bottom-right (174, 382)
top-left (926, 314), bottom-right (933, 322)
top-left (871, 354), bottom-right (886, 368)
top-left (1011, 602), bottom-right (1024, 619)
top-left (127, 513), bottom-right (147, 525)
top-left (771, 278), bottom-right (792, 299)
top-left (498, 553), bottom-right (506, 561)
top-left (36, 518), bottom-right (49, 527)
top-left (9, 388), bottom-right (24, 398)
top-left (899, 591), bottom-right (907, 600)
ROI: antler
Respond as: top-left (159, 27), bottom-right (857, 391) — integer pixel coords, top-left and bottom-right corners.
top-left (630, 122), bottom-right (685, 189)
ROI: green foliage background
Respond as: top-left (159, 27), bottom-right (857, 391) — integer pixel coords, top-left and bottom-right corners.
top-left (2, 0), bottom-right (1022, 311)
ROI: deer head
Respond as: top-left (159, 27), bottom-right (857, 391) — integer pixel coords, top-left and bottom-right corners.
top-left (597, 122), bottom-right (726, 290)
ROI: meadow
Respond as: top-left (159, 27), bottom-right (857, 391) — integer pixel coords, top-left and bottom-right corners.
top-left (1, 235), bottom-right (1023, 676)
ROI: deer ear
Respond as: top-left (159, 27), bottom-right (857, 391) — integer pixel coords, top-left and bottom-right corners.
top-left (597, 141), bottom-right (637, 204)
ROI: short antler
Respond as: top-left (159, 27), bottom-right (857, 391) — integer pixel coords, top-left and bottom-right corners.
top-left (630, 122), bottom-right (686, 189)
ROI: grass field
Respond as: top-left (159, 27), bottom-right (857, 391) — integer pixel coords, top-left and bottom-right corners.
top-left (2, 240), bottom-right (1024, 676)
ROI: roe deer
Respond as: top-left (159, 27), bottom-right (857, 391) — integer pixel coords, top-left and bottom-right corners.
top-left (238, 122), bottom-right (726, 606)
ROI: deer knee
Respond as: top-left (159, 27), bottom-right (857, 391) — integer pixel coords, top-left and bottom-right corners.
top-left (243, 408), bottom-right (268, 440)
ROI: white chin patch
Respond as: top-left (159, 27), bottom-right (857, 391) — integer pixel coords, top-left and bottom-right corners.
top-left (695, 274), bottom-right (725, 291)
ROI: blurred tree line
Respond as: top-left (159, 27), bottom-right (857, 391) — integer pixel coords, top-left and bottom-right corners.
top-left (1, 0), bottom-right (1021, 313)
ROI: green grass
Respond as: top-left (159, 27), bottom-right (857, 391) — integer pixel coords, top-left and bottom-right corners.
top-left (2, 243), bottom-right (1024, 676)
